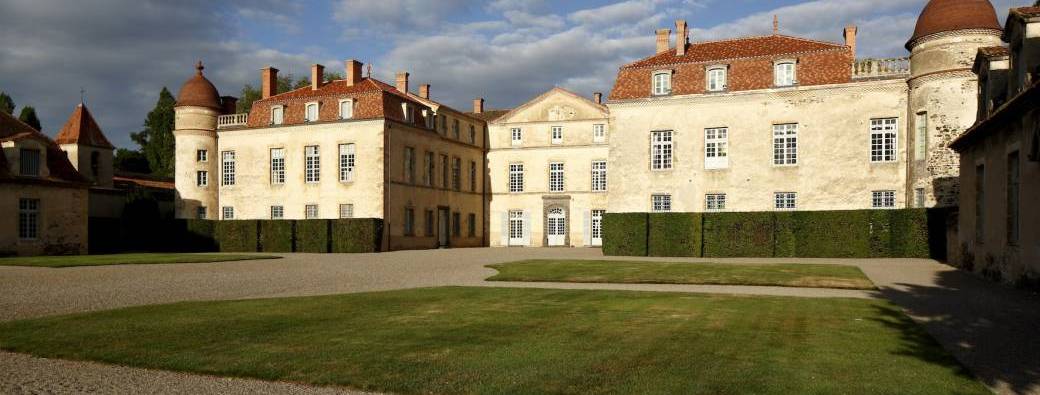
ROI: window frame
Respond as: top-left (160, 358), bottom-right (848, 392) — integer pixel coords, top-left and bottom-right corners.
top-left (871, 190), bottom-right (897, 209)
top-left (774, 192), bottom-right (797, 210)
top-left (304, 102), bottom-right (319, 122)
top-left (339, 143), bottom-right (355, 183)
top-left (222, 206), bottom-right (234, 220)
top-left (772, 124), bottom-right (798, 166)
top-left (196, 149), bottom-right (208, 162)
top-left (774, 60), bottom-right (797, 87)
top-left (651, 194), bottom-right (672, 212)
top-left (870, 118), bottom-right (899, 163)
top-left (18, 198), bottom-right (39, 240)
top-left (339, 99), bottom-right (354, 120)
top-left (19, 148), bottom-right (40, 177)
top-left (593, 124), bottom-right (606, 143)
top-left (270, 148), bottom-right (286, 185)
top-left (270, 105), bottom-right (284, 125)
top-left (707, 65), bottom-right (728, 92)
top-left (305, 204), bottom-right (319, 219)
top-left (704, 127), bottom-right (729, 169)
top-left (221, 151), bottom-right (236, 186)
top-left (650, 130), bottom-right (674, 171)
top-left (550, 126), bottom-right (563, 145)
top-left (404, 207), bottom-right (415, 236)
top-left (196, 170), bottom-right (208, 187)
top-left (652, 70), bottom-right (672, 96)
top-left (706, 193), bottom-right (727, 211)
top-left (591, 160), bottom-right (607, 192)
top-left (339, 204), bottom-right (355, 219)
top-left (509, 162), bottom-right (524, 193)
top-left (404, 146), bottom-right (415, 184)
top-left (401, 103), bottom-right (414, 124)
top-left (451, 156), bottom-right (461, 191)
top-left (271, 205), bottom-right (284, 220)
top-left (304, 145), bottom-right (321, 183)
top-left (510, 128), bottom-right (522, 146)
top-left (470, 160), bottom-right (477, 192)
top-left (914, 111), bottom-right (927, 161)
top-left (548, 162), bottom-right (565, 193)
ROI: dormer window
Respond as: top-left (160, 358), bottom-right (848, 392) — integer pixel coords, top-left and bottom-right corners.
top-left (19, 148), bottom-right (40, 176)
top-left (402, 103), bottom-right (414, 123)
top-left (270, 105), bottom-right (284, 125)
top-left (339, 99), bottom-right (354, 120)
top-left (707, 66), bottom-right (727, 92)
top-left (423, 109), bottom-right (435, 129)
top-left (652, 70), bottom-right (672, 96)
top-left (774, 61), bottom-right (797, 87)
top-left (305, 102), bottom-right (319, 122)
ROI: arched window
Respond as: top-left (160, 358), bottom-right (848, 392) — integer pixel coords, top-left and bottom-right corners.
top-left (707, 66), bottom-right (727, 92)
top-left (652, 70), bottom-right (672, 95)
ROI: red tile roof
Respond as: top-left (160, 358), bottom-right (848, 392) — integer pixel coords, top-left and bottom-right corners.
top-left (55, 103), bottom-right (115, 149)
top-left (0, 110), bottom-right (89, 186)
top-left (175, 62), bottom-right (222, 110)
top-left (622, 34), bottom-right (847, 69)
top-left (113, 172), bottom-right (175, 190)
top-left (907, 0), bottom-right (1001, 50)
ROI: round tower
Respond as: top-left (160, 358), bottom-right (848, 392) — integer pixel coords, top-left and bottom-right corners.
top-left (906, 0), bottom-right (1002, 208)
top-left (173, 61), bottom-right (222, 219)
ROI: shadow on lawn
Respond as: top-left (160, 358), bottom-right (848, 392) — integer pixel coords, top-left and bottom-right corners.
top-left (870, 269), bottom-right (1040, 394)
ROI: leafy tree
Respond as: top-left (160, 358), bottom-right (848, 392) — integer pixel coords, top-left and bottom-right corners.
top-left (18, 106), bottom-right (41, 131)
top-left (130, 87), bottom-right (176, 177)
top-left (0, 91), bottom-right (14, 115)
top-left (114, 148), bottom-right (151, 174)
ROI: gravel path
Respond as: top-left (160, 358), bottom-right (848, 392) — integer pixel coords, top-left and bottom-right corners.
top-left (1, 248), bottom-right (1037, 394)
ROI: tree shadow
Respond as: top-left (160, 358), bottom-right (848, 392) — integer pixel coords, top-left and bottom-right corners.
top-left (871, 268), bottom-right (1040, 394)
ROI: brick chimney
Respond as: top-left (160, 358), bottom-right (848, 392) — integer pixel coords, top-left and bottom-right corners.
top-left (220, 96), bottom-right (238, 115)
top-left (473, 98), bottom-right (484, 114)
top-left (843, 25), bottom-right (858, 59)
top-left (311, 64), bottom-right (325, 91)
top-left (420, 84), bottom-right (431, 99)
top-left (675, 20), bottom-right (688, 56)
top-left (656, 28), bottom-right (671, 54)
top-left (593, 92), bottom-right (602, 104)
top-left (345, 59), bottom-right (363, 86)
top-left (261, 66), bottom-right (279, 99)
top-left (396, 72), bottom-right (409, 94)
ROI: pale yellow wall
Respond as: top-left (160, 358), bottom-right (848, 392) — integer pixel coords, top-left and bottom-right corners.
top-left (59, 143), bottom-right (113, 188)
top-left (174, 106), bottom-right (219, 219)
top-left (909, 32), bottom-right (1002, 77)
top-left (0, 183), bottom-right (87, 256)
top-left (608, 79), bottom-right (908, 213)
top-left (2, 139), bottom-right (50, 179)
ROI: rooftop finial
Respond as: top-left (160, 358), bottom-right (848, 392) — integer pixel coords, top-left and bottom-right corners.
top-left (366, 64), bottom-right (372, 78)
top-left (80, 87), bottom-right (85, 105)
top-left (773, 15), bottom-right (779, 35)
top-left (195, 60), bottom-right (204, 75)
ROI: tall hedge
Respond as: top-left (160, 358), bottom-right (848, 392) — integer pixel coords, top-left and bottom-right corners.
top-left (602, 213), bottom-right (648, 256)
top-left (183, 219), bottom-right (217, 252)
top-left (649, 213), bottom-right (702, 257)
top-left (261, 220), bottom-right (294, 252)
top-left (332, 219), bottom-right (383, 253)
top-left (215, 220), bottom-right (258, 252)
top-left (793, 210), bottom-right (872, 258)
top-left (703, 212), bottom-right (775, 257)
top-left (772, 212), bottom-right (796, 257)
top-left (296, 220), bottom-right (330, 253)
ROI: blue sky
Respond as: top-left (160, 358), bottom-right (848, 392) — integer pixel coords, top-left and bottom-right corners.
top-left (0, 0), bottom-right (1028, 149)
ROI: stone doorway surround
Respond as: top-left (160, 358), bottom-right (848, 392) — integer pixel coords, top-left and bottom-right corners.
top-left (542, 195), bottom-right (570, 247)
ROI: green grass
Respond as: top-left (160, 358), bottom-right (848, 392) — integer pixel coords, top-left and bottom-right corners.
top-left (0, 287), bottom-right (985, 394)
top-left (0, 253), bottom-right (279, 268)
top-left (487, 260), bottom-right (876, 290)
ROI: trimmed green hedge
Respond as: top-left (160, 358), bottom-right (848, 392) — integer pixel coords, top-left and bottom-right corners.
top-left (604, 209), bottom-right (945, 259)
top-left (182, 219), bottom-right (217, 252)
top-left (215, 221), bottom-right (259, 252)
top-left (332, 219), bottom-right (383, 253)
top-left (296, 220), bottom-right (330, 253)
top-left (602, 213), bottom-right (648, 257)
top-left (649, 213), bottom-right (702, 257)
top-left (261, 221), bottom-right (294, 253)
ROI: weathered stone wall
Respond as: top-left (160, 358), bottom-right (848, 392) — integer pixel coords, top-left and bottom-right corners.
top-left (0, 183), bottom-right (88, 256)
top-left (173, 105), bottom-right (219, 219)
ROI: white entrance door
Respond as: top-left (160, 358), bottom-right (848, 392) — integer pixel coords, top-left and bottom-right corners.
top-left (547, 207), bottom-right (566, 246)
top-left (591, 209), bottom-right (604, 246)
top-left (508, 210), bottom-right (525, 246)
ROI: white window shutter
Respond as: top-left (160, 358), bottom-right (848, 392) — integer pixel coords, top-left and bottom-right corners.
top-left (522, 210), bottom-right (532, 246)
top-left (583, 210), bottom-right (591, 246)
top-left (499, 212), bottom-right (508, 246)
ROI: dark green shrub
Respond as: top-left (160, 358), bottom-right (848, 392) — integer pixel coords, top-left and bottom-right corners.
top-left (261, 220), bottom-right (294, 252)
top-left (332, 219), bottom-right (383, 253)
top-left (183, 219), bottom-right (216, 252)
top-left (773, 212), bottom-right (796, 257)
top-left (889, 209), bottom-right (930, 258)
top-left (296, 220), bottom-right (330, 253)
top-left (703, 212), bottom-right (775, 257)
top-left (602, 213), bottom-right (648, 256)
top-left (868, 210), bottom-right (895, 257)
top-left (87, 217), bottom-right (122, 254)
top-left (648, 213), bottom-right (702, 257)
top-left (215, 220), bottom-right (258, 252)
top-left (793, 210), bottom-right (871, 257)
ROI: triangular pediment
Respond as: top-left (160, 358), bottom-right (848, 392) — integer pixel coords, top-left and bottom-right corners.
top-left (493, 87), bottom-right (607, 124)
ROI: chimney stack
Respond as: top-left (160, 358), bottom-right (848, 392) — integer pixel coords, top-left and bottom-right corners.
top-left (420, 84), bottom-right (431, 99)
top-left (345, 59), bottom-right (363, 86)
top-left (396, 72), bottom-right (410, 94)
top-left (311, 64), bottom-right (325, 91)
top-left (473, 98), bottom-right (484, 114)
top-left (261, 66), bottom-right (279, 99)
top-left (593, 92), bottom-right (602, 104)
top-left (675, 20), bottom-right (688, 56)
top-left (656, 29), bottom-right (671, 54)
top-left (220, 96), bottom-right (238, 115)
top-left (843, 25), bottom-right (858, 59)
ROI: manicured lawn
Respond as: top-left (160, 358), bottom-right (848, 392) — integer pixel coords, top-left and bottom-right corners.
top-left (487, 259), bottom-right (875, 290)
top-left (0, 253), bottom-right (279, 268)
top-left (0, 287), bottom-right (985, 394)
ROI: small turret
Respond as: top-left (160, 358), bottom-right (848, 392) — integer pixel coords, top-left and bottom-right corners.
top-left (55, 103), bottom-right (114, 187)
top-left (173, 61), bottom-right (220, 219)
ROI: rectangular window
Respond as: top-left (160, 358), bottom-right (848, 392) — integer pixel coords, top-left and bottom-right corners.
top-left (339, 204), bottom-right (354, 219)
top-left (871, 118), bottom-right (898, 163)
top-left (19, 149), bottom-right (40, 176)
top-left (593, 124), bottom-right (606, 143)
top-left (441, 155), bottom-right (450, 189)
top-left (914, 112), bottom-right (927, 160)
top-left (652, 194), bottom-right (672, 212)
top-left (469, 125), bottom-right (476, 144)
top-left (404, 208), bottom-right (415, 236)
top-left (339, 144), bottom-right (355, 182)
top-left (305, 145), bottom-right (320, 183)
top-left (196, 170), bottom-right (208, 187)
top-left (650, 130), bottom-right (673, 170)
top-left (425, 210), bottom-right (435, 236)
top-left (222, 206), bottom-right (234, 220)
top-left (271, 106), bottom-right (284, 125)
top-left (468, 213), bottom-right (476, 237)
top-left (452, 157), bottom-right (461, 191)
top-left (775, 62), bottom-right (796, 86)
top-left (976, 164), bottom-right (985, 241)
top-left (652, 71), bottom-right (672, 95)
top-left (221, 151), bottom-right (235, 186)
top-left (591, 209), bottom-right (605, 241)
top-left (402, 103), bottom-right (413, 123)
top-left (424, 151), bottom-right (434, 186)
top-left (509, 163), bottom-right (524, 193)
top-left (708, 67), bottom-right (727, 91)
top-left (271, 205), bottom-right (284, 219)
top-left (470, 161), bottom-right (477, 192)
top-left (452, 119), bottom-right (460, 139)
top-left (270, 148), bottom-right (285, 185)
top-left (339, 99), bottom-right (354, 119)
top-left (872, 190), bottom-right (896, 208)
top-left (196, 206), bottom-right (207, 220)
top-left (551, 126), bottom-right (563, 144)
top-left (915, 188), bottom-right (926, 208)
top-left (773, 124), bottom-right (798, 165)
top-left (196, 149), bottom-right (208, 162)
top-left (591, 160), bottom-right (607, 192)
top-left (511, 128), bottom-right (522, 146)
top-left (305, 204), bottom-right (319, 219)
top-left (1007, 151), bottom-right (1020, 245)
top-left (705, 127), bottom-right (729, 169)
top-left (452, 212), bottom-right (461, 237)
top-left (305, 102), bottom-right (319, 122)
top-left (774, 192), bottom-right (797, 210)
top-left (404, 147), bottom-right (415, 184)
top-left (423, 110), bottom-right (434, 129)
top-left (549, 162), bottom-right (565, 193)
top-left (18, 198), bottom-right (39, 240)
top-left (706, 193), bottom-right (726, 211)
